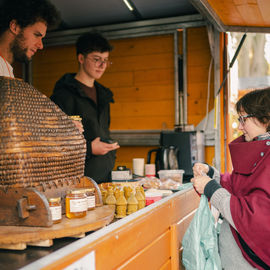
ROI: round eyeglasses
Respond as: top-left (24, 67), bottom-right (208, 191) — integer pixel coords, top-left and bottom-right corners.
top-left (238, 114), bottom-right (253, 125)
top-left (85, 56), bottom-right (112, 67)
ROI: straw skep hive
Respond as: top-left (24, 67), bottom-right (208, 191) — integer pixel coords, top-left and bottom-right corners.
top-left (0, 76), bottom-right (86, 190)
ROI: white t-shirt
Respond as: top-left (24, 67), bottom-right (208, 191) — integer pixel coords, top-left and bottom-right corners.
top-left (0, 56), bottom-right (14, 77)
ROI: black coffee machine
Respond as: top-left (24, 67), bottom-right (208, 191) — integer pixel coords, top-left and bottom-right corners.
top-left (147, 131), bottom-right (198, 181)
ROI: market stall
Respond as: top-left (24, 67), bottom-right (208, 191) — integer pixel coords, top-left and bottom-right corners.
top-left (15, 186), bottom-right (199, 270)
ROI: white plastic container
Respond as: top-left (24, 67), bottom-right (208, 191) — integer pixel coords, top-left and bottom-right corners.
top-left (145, 190), bottom-right (163, 205)
top-left (157, 169), bottom-right (185, 184)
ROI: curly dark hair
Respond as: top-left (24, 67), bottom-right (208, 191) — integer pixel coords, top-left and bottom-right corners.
top-left (236, 88), bottom-right (270, 131)
top-left (76, 32), bottom-right (113, 56)
top-left (0, 0), bottom-right (60, 35)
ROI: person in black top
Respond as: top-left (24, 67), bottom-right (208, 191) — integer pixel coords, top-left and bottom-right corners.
top-left (51, 32), bottom-right (120, 184)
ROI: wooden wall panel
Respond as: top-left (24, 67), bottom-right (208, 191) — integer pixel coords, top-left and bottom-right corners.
top-left (114, 146), bottom-right (157, 170)
top-left (207, 0), bottom-right (270, 27)
top-left (33, 45), bottom-right (77, 97)
top-left (205, 146), bottom-right (215, 166)
top-left (100, 35), bottom-right (175, 131)
top-left (186, 27), bottom-right (214, 127)
top-left (32, 29), bottom-right (215, 171)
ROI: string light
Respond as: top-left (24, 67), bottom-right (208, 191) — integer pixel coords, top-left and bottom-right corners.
top-left (123, 0), bottom-right (133, 11)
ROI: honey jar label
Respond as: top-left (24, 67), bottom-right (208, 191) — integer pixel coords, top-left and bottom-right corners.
top-left (70, 198), bottom-right (87, 212)
top-left (87, 196), bottom-right (95, 208)
top-left (50, 206), bottom-right (62, 221)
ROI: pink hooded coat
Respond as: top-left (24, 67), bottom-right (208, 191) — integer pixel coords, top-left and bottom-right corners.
top-left (221, 135), bottom-right (270, 268)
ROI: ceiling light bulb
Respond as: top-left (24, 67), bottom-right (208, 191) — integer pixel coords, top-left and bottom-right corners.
top-left (123, 0), bottom-right (133, 11)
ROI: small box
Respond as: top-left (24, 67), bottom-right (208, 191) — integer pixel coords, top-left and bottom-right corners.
top-left (111, 170), bottom-right (132, 181)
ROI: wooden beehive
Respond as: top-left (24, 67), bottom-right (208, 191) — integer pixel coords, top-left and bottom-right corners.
top-left (0, 76), bottom-right (86, 190)
top-left (0, 76), bottom-right (90, 227)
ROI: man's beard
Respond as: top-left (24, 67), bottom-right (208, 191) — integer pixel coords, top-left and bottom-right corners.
top-left (11, 32), bottom-right (30, 63)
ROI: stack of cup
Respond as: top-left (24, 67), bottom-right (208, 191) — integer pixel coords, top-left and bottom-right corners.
top-left (132, 158), bottom-right (145, 177)
top-left (145, 164), bottom-right (156, 177)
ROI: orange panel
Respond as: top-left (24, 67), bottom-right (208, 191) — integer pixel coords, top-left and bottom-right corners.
top-left (258, 0), bottom-right (270, 24)
top-left (113, 84), bottom-right (174, 102)
top-left (160, 259), bottom-right (172, 270)
top-left (187, 27), bottom-right (214, 127)
top-left (110, 35), bottom-right (173, 57)
top-left (117, 230), bottom-right (171, 270)
top-left (113, 146), bottom-right (157, 170)
top-left (112, 100), bottom-right (174, 118)
top-left (171, 208), bottom-right (197, 270)
top-left (207, 0), bottom-right (245, 25)
top-left (171, 223), bottom-right (185, 270)
top-left (41, 190), bottom-right (199, 270)
top-left (236, 4), bottom-right (264, 26)
top-left (108, 53), bottom-right (173, 72)
top-left (94, 205), bottom-right (174, 269)
top-left (205, 146), bottom-right (215, 165)
top-left (207, 0), bottom-right (270, 27)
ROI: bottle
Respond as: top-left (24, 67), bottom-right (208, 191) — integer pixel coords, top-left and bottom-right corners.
top-left (127, 192), bottom-right (138, 215)
top-left (100, 185), bottom-right (108, 205)
top-left (105, 188), bottom-right (116, 206)
top-left (124, 186), bottom-right (132, 200)
top-left (140, 185), bottom-right (145, 199)
top-left (114, 187), bottom-right (121, 201)
top-left (48, 197), bottom-right (62, 224)
top-left (66, 189), bottom-right (87, 219)
top-left (135, 187), bottom-right (145, 210)
top-left (84, 188), bottom-right (96, 211)
top-left (115, 190), bottom-right (127, 218)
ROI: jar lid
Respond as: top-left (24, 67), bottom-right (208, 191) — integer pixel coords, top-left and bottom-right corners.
top-left (69, 115), bottom-right (82, 121)
top-left (67, 189), bottom-right (85, 195)
top-left (84, 188), bottom-right (95, 192)
top-left (48, 197), bottom-right (61, 203)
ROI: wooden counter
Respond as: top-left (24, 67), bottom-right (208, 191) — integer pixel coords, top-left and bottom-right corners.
top-left (20, 187), bottom-right (200, 270)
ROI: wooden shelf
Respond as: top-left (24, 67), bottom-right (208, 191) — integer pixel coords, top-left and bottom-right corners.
top-left (0, 205), bottom-right (114, 250)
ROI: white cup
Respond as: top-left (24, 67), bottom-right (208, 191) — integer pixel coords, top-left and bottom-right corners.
top-left (133, 158), bottom-right (145, 177)
top-left (145, 164), bottom-right (156, 177)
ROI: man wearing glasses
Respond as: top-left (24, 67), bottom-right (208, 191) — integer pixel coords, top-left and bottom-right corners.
top-left (51, 32), bottom-right (119, 184)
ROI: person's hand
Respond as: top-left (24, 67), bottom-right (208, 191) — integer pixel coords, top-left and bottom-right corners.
top-left (191, 175), bottom-right (212, 194)
top-left (72, 120), bottom-right (84, 133)
top-left (91, 137), bottom-right (120, 155)
top-left (193, 163), bottom-right (209, 177)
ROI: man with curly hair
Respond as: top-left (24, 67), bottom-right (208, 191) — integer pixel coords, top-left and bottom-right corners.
top-left (0, 0), bottom-right (60, 77)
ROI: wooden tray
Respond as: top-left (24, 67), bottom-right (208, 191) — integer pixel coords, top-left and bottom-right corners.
top-left (0, 205), bottom-right (115, 250)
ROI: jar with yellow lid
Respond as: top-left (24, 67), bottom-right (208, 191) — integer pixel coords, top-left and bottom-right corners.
top-left (65, 189), bottom-right (87, 219)
top-left (84, 188), bottom-right (96, 211)
top-left (69, 115), bottom-right (83, 133)
top-left (48, 197), bottom-right (62, 224)
top-left (69, 115), bottom-right (82, 121)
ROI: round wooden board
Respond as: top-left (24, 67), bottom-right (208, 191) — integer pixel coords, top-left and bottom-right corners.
top-left (0, 205), bottom-right (115, 245)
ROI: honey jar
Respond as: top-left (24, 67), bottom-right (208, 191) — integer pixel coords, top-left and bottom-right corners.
top-left (48, 197), bottom-right (62, 224)
top-left (65, 189), bottom-right (87, 219)
top-left (84, 188), bottom-right (96, 211)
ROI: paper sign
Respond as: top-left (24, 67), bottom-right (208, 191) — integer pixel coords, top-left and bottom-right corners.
top-left (64, 250), bottom-right (95, 270)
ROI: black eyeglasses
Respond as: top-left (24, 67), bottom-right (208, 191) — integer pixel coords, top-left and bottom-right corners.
top-left (85, 56), bottom-right (112, 67)
top-left (237, 114), bottom-right (253, 125)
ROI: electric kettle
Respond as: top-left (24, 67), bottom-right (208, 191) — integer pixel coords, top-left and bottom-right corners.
top-left (147, 146), bottom-right (179, 175)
